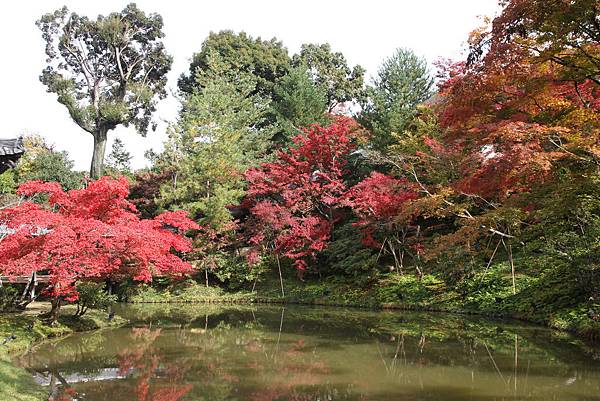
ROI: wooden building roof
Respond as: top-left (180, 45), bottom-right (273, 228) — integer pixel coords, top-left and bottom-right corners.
top-left (0, 137), bottom-right (25, 174)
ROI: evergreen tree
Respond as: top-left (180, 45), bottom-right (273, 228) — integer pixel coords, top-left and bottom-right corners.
top-left (178, 30), bottom-right (290, 100)
top-left (106, 137), bottom-right (132, 173)
top-left (360, 48), bottom-right (434, 150)
top-left (160, 75), bottom-right (271, 228)
top-left (272, 67), bottom-right (329, 144)
top-left (37, 4), bottom-right (172, 178)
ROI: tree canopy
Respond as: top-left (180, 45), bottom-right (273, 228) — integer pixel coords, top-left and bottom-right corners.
top-left (0, 177), bottom-right (198, 319)
top-left (37, 3), bottom-right (172, 178)
top-left (10, 0), bottom-right (600, 337)
top-left (160, 75), bottom-right (271, 228)
top-left (178, 30), bottom-right (290, 99)
top-left (106, 137), bottom-right (132, 173)
top-left (293, 43), bottom-right (366, 112)
top-left (271, 66), bottom-right (330, 144)
top-left (360, 48), bottom-right (434, 150)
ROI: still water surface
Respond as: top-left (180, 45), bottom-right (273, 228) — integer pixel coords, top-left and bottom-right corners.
top-left (17, 304), bottom-right (600, 401)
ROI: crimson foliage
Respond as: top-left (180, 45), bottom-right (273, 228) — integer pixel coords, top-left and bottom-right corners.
top-left (0, 176), bottom-right (198, 301)
top-left (244, 118), bottom-right (355, 270)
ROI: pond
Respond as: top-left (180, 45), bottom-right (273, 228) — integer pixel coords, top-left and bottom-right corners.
top-left (16, 304), bottom-right (600, 401)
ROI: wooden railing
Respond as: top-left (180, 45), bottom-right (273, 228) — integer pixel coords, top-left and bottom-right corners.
top-left (0, 273), bottom-right (50, 302)
top-left (0, 275), bottom-right (50, 284)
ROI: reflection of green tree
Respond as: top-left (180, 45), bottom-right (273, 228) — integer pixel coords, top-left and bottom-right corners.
top-left (370, 311), bottom-right (597, 377)
top-left (18, 329), bottom-right (116, 374)
top-left (116, 303), bottom-right (258, 325)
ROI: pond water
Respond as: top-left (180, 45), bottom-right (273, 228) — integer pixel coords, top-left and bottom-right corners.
top-left (16, 304), bottom-right (600, 401)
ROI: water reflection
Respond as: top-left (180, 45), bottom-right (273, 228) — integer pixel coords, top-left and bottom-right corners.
top-left (16, 305), bottom-right (600, 401)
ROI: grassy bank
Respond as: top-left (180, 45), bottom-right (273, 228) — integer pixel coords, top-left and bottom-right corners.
top-left (127, 280), bottom-right (257, 304)
top-left (0, 303), bottom-right (126, 401)
top-left (127, 269), bottom-right (600, 341)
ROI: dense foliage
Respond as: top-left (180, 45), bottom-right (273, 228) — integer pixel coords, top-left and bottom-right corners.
top-left (292, 43), bottom-right (366, 112)
top-left (0, 177), bottom-right (197, 319)
top-left (244, 119), bottom-right (356, 271)
top-left (2, 0), bottom-right (598, 336)
top-left (360, 48), bottom-right (434, 150)
top-left (0, 134), bottom-right (84, 197)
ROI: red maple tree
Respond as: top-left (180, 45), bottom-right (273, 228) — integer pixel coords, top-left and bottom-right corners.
top-left (117, 327), bottom-right (192, 401)
top-left (434, 0), bottom-right (600, 201)
top-left (0, 176), bottom-right (199, 319)
top-left (244, 118), bottom-right (356, 272)
top-left (343, 172), bottom-right (421, 273)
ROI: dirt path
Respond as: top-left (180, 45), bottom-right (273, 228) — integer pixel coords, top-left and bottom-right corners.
top-left (23, 301), bottom-right (51, 316)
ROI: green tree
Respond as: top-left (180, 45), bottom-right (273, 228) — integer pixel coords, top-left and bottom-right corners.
top-left (19, 151), bottom-right (84, 190)
top-left (160, 75), bottom-right (271, 228)
top-left (292, 43), bottom-right (365, 112)
top-left (0, 170), bottom-right (16, 195)
top-left (271, 66), bottom-right (329, 144)
top-left (106, 137), bottom-right (132, 173)
top-left (37, 4), bottom-right (172, 179)
top-left (178, 30), bottom-right (290, 100)
top-left (12, 134), bottom-right (84, 190)
top-left (360, 48), bottom-right (434, 150)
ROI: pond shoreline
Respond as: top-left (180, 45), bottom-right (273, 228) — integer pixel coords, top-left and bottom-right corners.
top-left (126, 293), bottom-right (600, 343)
top-left (0, 303), bottom-right (128, 401)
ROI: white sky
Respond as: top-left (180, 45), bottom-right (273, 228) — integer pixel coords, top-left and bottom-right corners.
top-left (0, 0), bottom-right (500, 172)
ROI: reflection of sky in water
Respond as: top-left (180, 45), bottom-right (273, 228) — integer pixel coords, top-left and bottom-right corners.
top-left (17, 305), bottom-right (600, 401)
top-left (32, 368), bottom-right (134, 385)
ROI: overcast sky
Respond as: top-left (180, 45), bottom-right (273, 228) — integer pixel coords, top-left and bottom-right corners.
top-left (0, 0), bottom-right (500, 172)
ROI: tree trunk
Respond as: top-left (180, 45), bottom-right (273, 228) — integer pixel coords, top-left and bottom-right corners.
top-left (508, 244), bottom-right (516, 295)
top-left (275, 253), bottom-right (285, 298)
top-left (49, 297), bottom-right (62, 323)
top-left (389, 243), bottom-right (400, 274)
top-left (252, 271), bottom-right (259, 293)
top-left (90, 129), bottom-right (108, 180)
top-left (30, 271), bottom-right (37, 300)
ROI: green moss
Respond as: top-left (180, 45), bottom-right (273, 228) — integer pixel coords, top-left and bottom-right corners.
top-left (127, 280), bottom-right (257, 304)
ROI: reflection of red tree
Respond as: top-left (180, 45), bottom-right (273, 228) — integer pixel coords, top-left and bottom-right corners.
top-left (244, 339), bottom-right (262, 353)
top-left (117, 327), bottom-right (192, 401)
top-left (247, 338), bottom-right (332, 401)
top-left (118, 327), bottom-right (161, 374)
top-left (285, 339), bottom-right (305, 357)
top-left (151, 385), bottom-right (194, 401)
top-left (203, 362), bottom-right (240, 385)
top-left (50, 386), bottom-right (78, 401)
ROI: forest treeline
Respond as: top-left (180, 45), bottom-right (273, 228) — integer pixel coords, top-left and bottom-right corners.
top-left (1, 0), bottom-right (599, 336)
